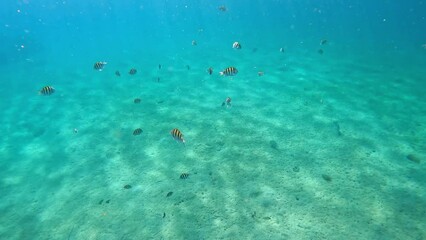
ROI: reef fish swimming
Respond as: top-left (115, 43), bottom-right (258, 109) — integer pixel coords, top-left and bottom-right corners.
top-left (180, 173), bottom-right (189, 179)
top-left (39, 86), bottom-right (55, 95)
top-left (232, 42), bottom-right (241, 49)
top-left (220, 67), bottom-right (238, 76)
top-left (207, 67), bottom-right (213, 75)
top-left (133, 128), bottom-right (143, 135)
top-left (222, 97), bottom-right (231, 107)
top-left (94, 61), bottom-right (107, 71)
top-left (129, 68), bottom-right (137, 75)
top-left (170, 128), bottom-right (185, 144)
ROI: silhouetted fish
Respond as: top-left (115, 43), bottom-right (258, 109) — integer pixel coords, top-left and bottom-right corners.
top-left (180, 173), bottom-right (189, 179)
top-left (221, 97), bottom-right (231, 107)
top-left (207, 67), bottom-right (213, 75)
top-left (129, 68), bottom-right (137, 75)
top-left (115, 70), bottom-right (121, 77)
top-left (133, 128), bottom-right (143, 135)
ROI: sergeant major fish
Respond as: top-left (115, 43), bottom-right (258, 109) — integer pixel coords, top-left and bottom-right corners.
top-left (232, 42), bottom-right (241, 49)
top-left (170, 128), bottom-right (185, 144)
top-left (39, 86), bottom-right (55, 95)
top-left (94, 61), bottom-right (107, 71)
top-left (220, 67), bottom-right (238, 76)
top-left (222, 97), bottom-right (231, 107)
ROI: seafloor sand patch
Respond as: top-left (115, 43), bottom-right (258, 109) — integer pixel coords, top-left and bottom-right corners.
top-left (0, 47), bottom-right (425, 239)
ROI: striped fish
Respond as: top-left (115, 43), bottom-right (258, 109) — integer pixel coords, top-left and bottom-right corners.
top-left (39, 86), bottom-right (55, 95)
top-left (220, 67), bottom-right (238, 76)
top-left (133, 128), bottom-right (143, 135)
top-left (170, 128), bottom-right (185, 144)
top-left (129, 68), bottom-right (137, 75)
top-left (232, 42), bottom-right (241, 49)
top-left (94, 61), bottom-right (107, 71)
top-left (180, 173), bottom-right (189, 179)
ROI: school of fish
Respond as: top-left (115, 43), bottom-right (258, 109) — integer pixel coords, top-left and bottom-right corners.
top-left (37, 5), bottom-right (331, 147)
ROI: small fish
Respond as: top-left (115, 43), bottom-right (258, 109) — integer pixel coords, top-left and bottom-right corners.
top-left (94, 61), bottom-right (107, 71)
top-left (186, 65), bottom-right (190, 70)
top-left (232, 42), bottom-right (241, 49)
top-left (157, 77), bottom-right (160, 82)
top-left (134, 98), bottom-right (141, 104)
top-left (222, 97), bottom-right (231, 107)
top-left (279, 47), bottom-right (284, 53)
top-left (192, 40), bottom-right (197, 46)
top-left (129, 68), bottom-right (137, 75)
top-left (115, 70), bottom-right (121, 77)
top-left (258, 71), bottom-right (264, 76)
top-left (406, 154), bottom-right (421, 164)
top-left (322, 174), bottom-right (332, 182)
top-left (39, 86), bottom-right (55, 95)
top-left (320, 39), bottom-right (328, 45)
top-left (170, 128), bottom-right (185, 144)
top-left (207, 67), bottom-right (213, 75)
top-left (158, 64), bottom-right (162, 69)
top-left (180, 173), bottom-right (189, 179)
top-left (218, 5), bottom-right (227, 11)
top-left (133, 128), bottom-right (143, 135)
top-left (220, 67), bottom-right (238, 76)
top-left (123, 184), bottom-right (132, 189)
top-left (166, 191), bottom-right (173, 197)
top-left (318, 49), bottom-right (324, 55)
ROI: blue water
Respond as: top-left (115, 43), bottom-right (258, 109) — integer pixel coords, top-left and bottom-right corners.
top-left (1, 1), bottom-right (425, 239)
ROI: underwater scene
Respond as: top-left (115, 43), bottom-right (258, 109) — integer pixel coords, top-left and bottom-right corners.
top-left (0, 0), bottom-right (425, 239)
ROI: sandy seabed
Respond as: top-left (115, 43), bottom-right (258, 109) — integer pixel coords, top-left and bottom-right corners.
top-left (0, 47), bottom-right (425, 240)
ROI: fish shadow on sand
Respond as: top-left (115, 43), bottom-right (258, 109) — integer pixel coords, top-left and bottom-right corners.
top-left (333, 121), bottom-right (343, 137)
top-left (269, 140), bottom-right (279, 150)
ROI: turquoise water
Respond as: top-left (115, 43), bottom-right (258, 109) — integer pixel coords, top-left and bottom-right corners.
top-left (1, 1), bottom-right (425, 239)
